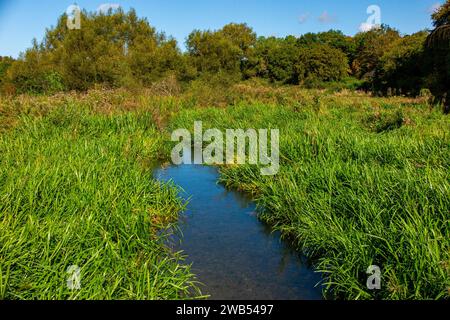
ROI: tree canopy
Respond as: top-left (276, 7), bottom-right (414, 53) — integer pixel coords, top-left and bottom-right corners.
top-left (186, 23), bottom-right (256, 77)
top-left (5, 9), bottom-right (182, 93)
top-left (1, 3), bottom-right (449, 110)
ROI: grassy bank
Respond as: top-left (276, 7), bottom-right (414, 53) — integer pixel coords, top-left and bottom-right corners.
top-left (1, 86), bottom-right (449, 300)
top-left (0, 97), bottom-right (200, 299)
top-left (168, 91), bottom-right (450, 300)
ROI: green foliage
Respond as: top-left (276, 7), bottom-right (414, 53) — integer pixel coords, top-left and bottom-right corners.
top-left (1, 11), bottom-right (359, 93)
top-left (6, 46), bottom-right (65, 94)
top-left (363, 109), bottom-right (405, 133)
top-left (374, 31), bottom-right (428, 95)
top-left (1, 5), bottom-right (449, 108)
top-left (251, 36), bottom-right (299, 84)
top-left (298, 30), bottom-right (357, 64)
top-left (186, 23), bottom-right (256, 78)
top-left (0, 57), bottom-right (14, 82)
top-left (1, 85), bottom-right (448, 300)
top-left (352, 25), bottom-right (401, 80)
top-left (425, 1), bottom-right (450, 113)
top-left (296, 44), bottom-right (349, 86)
top-left (251, 35), bottom-right (349, 85)
top-left (432, 1), bottom-right (450, 27)
top-left (4, 9), bottom-right (183, 93)
top-left (319, 77), bottom-right (365, 92)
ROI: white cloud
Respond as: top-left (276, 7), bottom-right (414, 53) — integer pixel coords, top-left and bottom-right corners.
top-left (428, 3), bottom-right (442, 14)
top-left (318, 11), bottom-right (337, 24)
top-left (97, 3), bottom-right (121, 14)
top-left (298, 13), bottom-right (310, 24)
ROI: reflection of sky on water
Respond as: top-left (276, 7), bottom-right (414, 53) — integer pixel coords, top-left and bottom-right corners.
top-left (154, 164), bottom-right (323, 300)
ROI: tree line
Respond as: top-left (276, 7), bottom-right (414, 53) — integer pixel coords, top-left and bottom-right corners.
top-left (0, 2), bottom-right (449, 110)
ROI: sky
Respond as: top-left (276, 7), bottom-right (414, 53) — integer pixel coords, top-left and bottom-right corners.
top-left (0, 0), bottom-right (445, 58)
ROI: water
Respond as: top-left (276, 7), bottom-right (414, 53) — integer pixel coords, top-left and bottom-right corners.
top-left (154, 164), bottom-right (323, 300)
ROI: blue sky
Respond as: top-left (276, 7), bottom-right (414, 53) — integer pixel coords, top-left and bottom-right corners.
top-left (0, 0), bottom-right (444, 58)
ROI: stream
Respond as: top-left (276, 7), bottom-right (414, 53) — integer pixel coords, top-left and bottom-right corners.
top-left (154, 164), bottom-right (323, 300)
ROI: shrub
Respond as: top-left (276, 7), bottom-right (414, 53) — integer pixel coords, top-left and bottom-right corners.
top-left (296, 44), bottom-right (349, 85)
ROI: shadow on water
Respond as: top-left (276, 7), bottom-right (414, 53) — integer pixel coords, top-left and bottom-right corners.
top-left (154, 164), bottom-right (323, 300)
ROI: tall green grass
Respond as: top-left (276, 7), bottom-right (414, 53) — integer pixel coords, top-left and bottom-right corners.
top-left (1, 88), bottom-right (448, 300)
top-left (169, 97), bottom-right (450, 300)
top-left (0, 104), bottom-right (199, 299)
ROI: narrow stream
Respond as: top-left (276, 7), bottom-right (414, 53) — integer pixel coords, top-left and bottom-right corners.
top-left (154, 164), bottom-right (323, 300)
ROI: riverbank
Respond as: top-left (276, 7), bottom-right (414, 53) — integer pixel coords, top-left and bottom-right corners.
top-left (0, 101), bottom-right (199, 299)
top-left (0, 87), bottom-right (448, 299)
top-left (168, 94), bottom-right (449, 300)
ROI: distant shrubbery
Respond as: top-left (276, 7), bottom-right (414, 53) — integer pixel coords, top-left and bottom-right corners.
top-left (0, 56), bottom-right (14, 92)
top-left (0, 2), bottom-right (449, 111)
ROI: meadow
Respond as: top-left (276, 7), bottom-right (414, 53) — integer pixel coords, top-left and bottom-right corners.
top-left (0, 84), bottom-right (449, 299)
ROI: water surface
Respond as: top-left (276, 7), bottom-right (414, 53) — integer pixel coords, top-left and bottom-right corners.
top-left (154, 164), bottom-right (323, 300)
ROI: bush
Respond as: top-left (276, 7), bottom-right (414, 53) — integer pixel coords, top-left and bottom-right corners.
top-left (364, 109), bottom-right (405, 133)
top-left (296, 44), bottom-right (349, 85)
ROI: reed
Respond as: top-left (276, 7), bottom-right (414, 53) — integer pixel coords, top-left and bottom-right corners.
top-left (0, 104), bottom-right (200, 299)
top-left (169, 95), bottom-right (450, 300)
top-left (1, 87), bottom-right (448, 299)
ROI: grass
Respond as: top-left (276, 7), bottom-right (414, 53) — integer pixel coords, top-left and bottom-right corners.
top-left (0, 102), bottom-right (200, 299)
top-left (168, 91), bottom-right (450, 300)
top-left (0, 85), bottom-right (449, 300)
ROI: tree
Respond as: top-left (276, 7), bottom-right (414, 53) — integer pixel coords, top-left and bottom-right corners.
top-left (0, 56), bottom-right (14, 83)
top-left (375, 31), bottom-right (428, 95)
top-left (5, 39), bottom-right (63, 94)
top-left (4, 8), bottom-right (183, 93)
top-left (0, 56), bottom-right (16, 94)
top-left (251, 36), bottom-right (299, 84)
top-left (186, 30), bottom-right (240, 76)
top-left (295, 43), bottom-right (349, 86)
top-left (426, 0), bottom-right (450, 113)
top-left (298, 30), bottom-right (356, 67)
top-left (352, 25), bottom-right (401, 80)
top-left (430, 1), bottom-right (450, 28)
top-left (186, 23), bottom-right (256, 78)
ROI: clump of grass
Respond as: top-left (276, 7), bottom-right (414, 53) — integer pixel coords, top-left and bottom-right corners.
top-left (0, 105), bottom-right (200, 299)
top-left (363, 109), bottom-right (406, 133)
